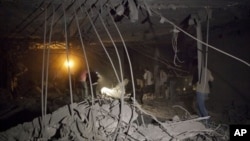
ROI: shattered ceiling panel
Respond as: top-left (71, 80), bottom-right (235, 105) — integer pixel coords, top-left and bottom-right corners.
top-left (0, 0), bottom-right (249, 45)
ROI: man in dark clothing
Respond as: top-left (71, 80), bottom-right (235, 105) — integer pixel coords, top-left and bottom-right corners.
top-left (86, 71), bottom-right (99, 98)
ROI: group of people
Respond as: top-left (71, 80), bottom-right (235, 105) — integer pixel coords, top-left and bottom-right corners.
top-left (77, 64), bottom-right (214, 120)
top-left (134, 67), bottom-right (170, 104)
top-left (136, 64), bottom-right (214, 120)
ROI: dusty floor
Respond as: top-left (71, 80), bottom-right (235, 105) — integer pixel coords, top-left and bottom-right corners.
top-left (141, 93), bottom-right (225, 123)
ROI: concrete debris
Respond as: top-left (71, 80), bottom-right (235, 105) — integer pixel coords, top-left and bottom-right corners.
top-left (128, 0), bottom-right (139, 22)
top-left (0, 99), bottom-right (229, 141)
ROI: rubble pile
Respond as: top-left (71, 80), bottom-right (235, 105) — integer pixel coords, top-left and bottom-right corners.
top-left (0, 99), bottom-right (229, 141)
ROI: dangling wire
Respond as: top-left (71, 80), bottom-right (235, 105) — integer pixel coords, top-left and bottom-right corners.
top-left (150, 9), bottom-right (250, 67)
top-left (172, 26), bottom-right (184, 67)
top-left (202, 7), bottom-right (211, 91)
top-left (62, 3), bottom-right (74, 116)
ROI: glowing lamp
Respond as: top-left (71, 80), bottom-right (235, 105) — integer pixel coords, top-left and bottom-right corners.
top-left (64, 60), bottom-right (74, 68)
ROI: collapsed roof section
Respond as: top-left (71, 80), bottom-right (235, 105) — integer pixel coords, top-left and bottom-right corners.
top-left (1, 0), bottom-right (249, 44)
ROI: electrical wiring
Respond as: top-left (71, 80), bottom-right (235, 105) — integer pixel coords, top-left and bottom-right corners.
top-left (149, 8), bottom-right (250, 67)
top-left (202, 8), bottom-right (210, 92)
top-left (127, 44), bottom-right (189, 74)
top-left (172, 27), bottom-right (184, 67)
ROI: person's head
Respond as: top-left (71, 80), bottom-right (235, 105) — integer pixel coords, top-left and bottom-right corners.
top-left (123, 78), bottom-right (129, 86)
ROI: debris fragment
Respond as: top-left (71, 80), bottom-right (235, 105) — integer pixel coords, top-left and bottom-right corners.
top-left (0, 99), bottom-right (229, 140)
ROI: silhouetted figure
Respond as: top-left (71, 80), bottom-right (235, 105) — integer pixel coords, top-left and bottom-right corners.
top-left (79, 69), bottom-right (99, 99)
top-left (86, 71), bottom-right (99, 98)
top-left (143, 68), bottom-right (154, 98)
top-left (192, 67), bottom-right (214, 117)
top-left (79, 69), bottom-right (88, 99)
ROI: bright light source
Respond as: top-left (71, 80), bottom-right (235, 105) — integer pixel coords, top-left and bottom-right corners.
top-left (64, 60), bottom-right (74, 68)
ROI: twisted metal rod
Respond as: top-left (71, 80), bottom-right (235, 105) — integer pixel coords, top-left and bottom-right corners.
top-left (44, 4), bottom-right (55, 124)
top-left (108, 11), bottom-right (137, 140)
top-left (62, 3), bottom-right (74, 116)
top-left (40, 6), bottom-right (47, 138)
top-left (77, 0), bottom-right (122, 89)
top-left (96, 10), bottom-right (123, 84)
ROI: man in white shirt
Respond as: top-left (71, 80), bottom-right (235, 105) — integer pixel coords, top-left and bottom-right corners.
top-left (194, 67), bottom-right (214, 117)
top-left (143, 68), bottom-right (154, 98)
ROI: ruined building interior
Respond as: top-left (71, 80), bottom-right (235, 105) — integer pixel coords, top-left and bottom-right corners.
top-left (0, 0), bottom-right (250, 140)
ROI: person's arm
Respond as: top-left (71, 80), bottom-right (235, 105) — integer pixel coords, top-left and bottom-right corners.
top-left (208, 70), bottom-right (214, 82)
top-left (143, 72), bottom-right (147, 80)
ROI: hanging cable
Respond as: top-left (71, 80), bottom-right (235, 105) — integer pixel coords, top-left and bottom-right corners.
top-left (172, 26), bottom-right (184, 67)
top-left (127, 43), bottom-right (189, 73)
top-left (202, 7), bottom-right (211, 91)
top-left (149, 8), bottom-right (250, 67)
top-left (62, 3), bottom-right (74, 116)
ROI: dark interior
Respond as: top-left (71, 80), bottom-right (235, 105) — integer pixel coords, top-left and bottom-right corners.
top-left (0, 0), bottom-right (250, 139)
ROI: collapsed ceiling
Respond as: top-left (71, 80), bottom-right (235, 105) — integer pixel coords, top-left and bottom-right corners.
top-left (1, 0), bottom-right (250, 44)
top-left (0, 0), bottom-right (250, 136)
top-left (0, 0), bottom-right (249, 74)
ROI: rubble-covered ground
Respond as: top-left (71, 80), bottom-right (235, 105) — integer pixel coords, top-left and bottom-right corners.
top-left (0, 88), bottom-right (230, 141)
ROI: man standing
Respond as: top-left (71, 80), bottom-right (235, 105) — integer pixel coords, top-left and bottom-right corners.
top-left (79, 69), bottom-right (88, 99)
top-left (86, 71), bottom-right (99, 98)
top-left (143, 68), bottom-right (154, 99)
top-left (159, 68), bottom-right (168, 98)
top-left (193, 67), bottom-right (214, 117)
